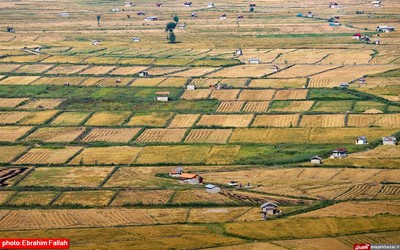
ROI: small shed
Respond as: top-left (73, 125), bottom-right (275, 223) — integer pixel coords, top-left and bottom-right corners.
top-left (296, 13), bottom-right (303, 17)
top-left (235, 49), bottom-right (243, 56)
top-left (179, 173), bottom-right (203, 184)
top-left (125, 2), bottom-right (132, 7)
top-left (353, 33), bottom-right (362, 39)
top-left (139, 71), bottom-right (149, 77)
top-left (372, 0), bottom-right (381, 4)
top-left (156, 92), bottom-right (170, 102)
top-left (358, 78), bottom-right (366, 84)
top-left (137, 11), bottom-right (146, 16)
top-left (355, 136), bottom-right (368, 145)
top-left (310, 156), bottom-right (323, 164)
top-left (131, 37), bottom-right (141, 42)
top-left (6, 27), bottom-right (15, 33)
top-left (227, 181), bottom-right (239, 187)
top-left (169, 167), bottom-right (184, 177)
top-left (376, 26), bottom-right (395, 32)
top-left (191, 12), bottom-right (198, 18)
top-left (261, 202), bottom-right (280, 220)
top-left (205, 184), bottom-right (221, 193)
top-left (91, 40), bottom-right (100, 46)
top-left (339, 83), bottom-right (349, 88)
top-left (111, 8), bottom-right (120, 12)
top-left (307, 12), bottom-right (314, 18)
top-left (330, 3), bottom-right (340, 8)
top-left (186, 84), bottom-right (195, 90)
top-left (33, 47), bottom-right (42, 52)
top-left (249, 58), bottom-right (260, 64)
top-left (250, 4), bottom-right (256, 7)
top-left (184, 2), bottom-right (192, 7)
top-left (382, 136), bottom-right (397, 146)
top-left (145, 16), bottom-right (158, 21)
top-left (207, 3), bottom-right (215, 8)
top-left (219, 14), bottom-right (226, 20)
top-left (331, 148), bottom-right (347, 158)
top-left (178, 23), bottom-right (187, 29)
top-left (237, 15), bottom-right (244, 20)
top-left (156, 3), bottom-right (162, 7)
top-left (59, 12), bottom-right (70, 18)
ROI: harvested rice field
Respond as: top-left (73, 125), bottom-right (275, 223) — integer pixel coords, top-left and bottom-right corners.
top-left (0, 146), bottom-right (27, 163)
top-left (299, 114), bottom-right (346, 128)
top-left (252, 114), bottom-right (300, 127)
top-left (347, 114), bottom-right (400, 127)
top-left (80, 66), bottom-right (116, 75)
top-left (271, 65), bottom-right (338, 78)
top-left (69, 146), bottom-right (142, 165)
top-left (0, 98), bottom-right (28, 108)
top-left (168, 114), bottom-right (200, 128)
top-left (181, 89), bottom-right (212, 100)
top-left (24, 127), bottom-right (85, 142)
top-left (127, 112), bottom-right (172, 127)
top-left (111, 190), bottom-right (173, 206)
top-left (54, 190), bottom-right (115, 206)
top-left (249, 78), bottom-right (307, 88)
top-left (14, 146), bottom-right (82, 165)
top-left (210, 90), bottom-right (241, 101)
top-left (50, 111), bottom-right (91, 126)
top-left (185, 129), bottom-right (233, 144)
top-left (196, 115), bottom-right (253, 127)
top-left (7, 191), bottom-right (57, 206)
top-left (0, 126), bottom-right (32, 142)
top-left (269, 101), bottom-right (314, 112)
top-left (135, 129), bottom-right (187, 143)
top-left (14, 64), bottom-right (53, 74)
top-left (18, 99), bottom-right (64, 109)
top-left (238, 90), bottom-right (275, 101)
top-left (242, 101), bottom-right (270, 113)
top-left (46, 65), bottom-right (88, 75)
top-left (209, 64), bottom-right (281, 78)
top-left (216, 102), bottom-right (245, 113)
top-left (82, 128), bottom-right (141, 143)
top-left (172, 67), bottom-right (218, 77)
top-left (30, 77), bottom-right (86, 86)
top-left (0, 76), bottom-right (40, 85)
top-left (85, 111), bottom-right (131, 126)
top-left (18, 167), bottom-right (112, 187)
top-left (135, 145), bottom-right (211, 164)
top-left (130, 78), bottom-right (165, 87)
top-left (109, 66), bottom-right (148, 75)
top-left (274, 89), bottom-right (308, 100)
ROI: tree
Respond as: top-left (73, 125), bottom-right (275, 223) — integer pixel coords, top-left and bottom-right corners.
top-left (97, 15), bottom-right (101, 26)
top-left (168, 31), bottom-right (176, 43)
top-left (173, 15), bottom-right (179, 23)
top-left (250, 7), bottom-right (255, 12)
top-left (165, 22), bottom-right (177, 32)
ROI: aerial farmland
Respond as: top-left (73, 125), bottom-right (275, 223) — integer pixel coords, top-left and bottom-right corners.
top-left (0, 0), bottom-right (399, 249)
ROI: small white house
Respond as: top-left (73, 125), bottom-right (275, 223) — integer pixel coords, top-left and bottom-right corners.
top-left (306, 12), bottom-right (314, 18)
top-left (179, 173), bottom-right (203, 184)
top-left (111, 8), bottom-right (120, 12)
top-left (125, 2), bottom-right (132, 7)
top-left (248, 58), bottom-right (260, 64)
top-left (331, 148), bottom-right (347, 158)
top-left (178, 23), bottom-right (187, 29)
top-left (186, 84), bottom-right (195, 90)
top-left (145, 16), bottom-right (158, 21)
top-left (207, 3), bottom-right (215, 8)
top-left (191, 12), bottom-right (198, 18)
top-left (353, 33), bottom-right (362, 40)
top-left (355, 136), bottom-right (368, 145)
top-left (219, 14), bottom-right (226, 20)
top-left (382, 136), bottom-right (397, 145)
top-left (33, 47), bottom-right (42, 52)
top-left (330, 2), bottom-right (340, 8)
top-left (372, 0), bottom-right (381, 4)
top-left (184, 2), bottom-right (192, 7)
top-left (261, 202), bottom-right (280, 220)
top-left (310, 156), bottom-right (323, 164)
top-left (205, 184), bottom-right (221, 193)
top-left (235, 49), bottom-right (243, 56)
top-left (91, 40), bottom-right (100, 46)
top-left (156, 92), bottom-right (170, 102)
top-left (139, 71), bottom-right (149, 77)
top-left (131, 37), bottom-right (141, 42)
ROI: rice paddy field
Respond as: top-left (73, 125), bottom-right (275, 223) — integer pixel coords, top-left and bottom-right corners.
top-left (0, 0), bottom-right (400, 248)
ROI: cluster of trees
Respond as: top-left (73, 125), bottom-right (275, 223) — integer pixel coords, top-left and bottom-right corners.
top-left (166, 15), bottom-right (179, 43)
